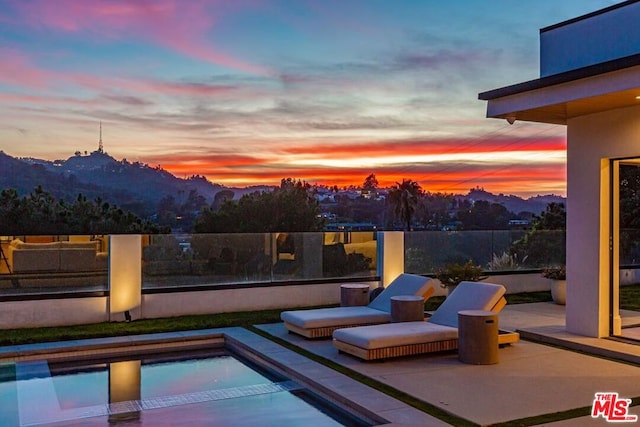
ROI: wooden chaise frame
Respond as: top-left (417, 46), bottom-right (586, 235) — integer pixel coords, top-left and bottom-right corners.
top-left (332, 296), bottom-right (520, 361)
top-left (283, 285), bottom-right (435, 339)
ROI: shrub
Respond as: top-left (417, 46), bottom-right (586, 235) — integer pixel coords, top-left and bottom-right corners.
top-left (487, 252), bottom-right (527, 271)
top-left (435, 260), bottom-right (486, 288)
top-left (542, 265), bottom-right (566, 280)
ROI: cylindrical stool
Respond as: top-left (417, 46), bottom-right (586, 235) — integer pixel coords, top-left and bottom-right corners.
top-left (390, 295), bottom-right (424, 322)
top-left (458, 310), bottom-right (499, 365)
top-left (340, 283), bottom-right (370, 307)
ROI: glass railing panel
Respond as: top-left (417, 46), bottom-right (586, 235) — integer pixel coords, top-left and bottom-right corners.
top-left (620, 228), bottom-right (640, 266)
top-left (404, 229), bottom-right (565, 275)
top-left (142, 233), bottom-right (273, 288)
top-left (267, 231), bottom-right (376, 281)
top-left (321, 231), bottom-right (377, 279)
top-left (141, 231), bottom-right (378, 289)
top-left (507, 229), bottom-right (565, 269)
top-left (0, 235), bottom-right (108, 295)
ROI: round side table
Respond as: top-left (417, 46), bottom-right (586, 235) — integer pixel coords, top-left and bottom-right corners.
top-left (390, 295), bottom-right (424, 322)
top-left (458, 310), bottom-right (499, 364)
top-left (340, 283), bottom-right (370, 306)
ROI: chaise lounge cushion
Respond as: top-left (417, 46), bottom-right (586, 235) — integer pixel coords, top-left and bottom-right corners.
top-left (280, 273), bottom-right (435, 337)
top-left (428, 281), bottom-right (505, 327)
top-left (367, 273), bottom-right (434, 312)
top-left (333, 321), bottom-right (458, 350)
top-left (281, 306), bottom-right (390, 329)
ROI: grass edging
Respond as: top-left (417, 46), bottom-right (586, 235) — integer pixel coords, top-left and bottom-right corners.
top-left (0, 308), bottom-right (285, 346)
top-left (246, 325), bottom-right (478, 427)
top-left (250, 324), bottom-right (634, 427)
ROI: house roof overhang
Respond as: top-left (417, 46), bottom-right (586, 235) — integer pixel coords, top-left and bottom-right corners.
top-left (478, 53), bottom-right (640, 125)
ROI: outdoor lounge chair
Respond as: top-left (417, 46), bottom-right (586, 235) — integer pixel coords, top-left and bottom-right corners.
top-left (332, 281), bottom-right (518, 360)
top-left (280, 273), bottom-right (435, 339)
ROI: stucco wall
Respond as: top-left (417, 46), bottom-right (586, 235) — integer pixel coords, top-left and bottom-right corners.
top-left (141, 281), bottom-right (377, 319)
top-left (429, 273), bottom-right (550, 297)
top-left (0, 282), bottom-right (376, 328)
top-left (0, 297), bottom-right (108, 328)
top-left (567, 104), bottom-right (640, 336)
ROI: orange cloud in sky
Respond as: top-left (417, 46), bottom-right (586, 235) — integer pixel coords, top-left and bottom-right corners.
top-left (147, 135), bottom-right (566, 197)
top-left (281, 137), bottom-right (566, 157)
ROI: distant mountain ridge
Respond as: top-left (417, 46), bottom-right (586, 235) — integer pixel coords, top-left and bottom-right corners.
top-left (0, 150), bottom-right (271, 216)
top-left (462, 188), bottom-right (565, 216)
top-left (0, 151), bottom-right (565, 218)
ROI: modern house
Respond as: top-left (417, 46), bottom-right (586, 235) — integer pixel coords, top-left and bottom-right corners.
top-left (479, 0), bottom-right (640, 339)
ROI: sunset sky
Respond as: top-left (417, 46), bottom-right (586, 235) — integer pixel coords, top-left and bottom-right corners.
top-left (0, 0), bottom-right (621, 197)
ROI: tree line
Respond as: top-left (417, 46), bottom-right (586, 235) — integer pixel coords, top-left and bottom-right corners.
top-left (0, 174), bottom-right (553, 235)
top-left (0, 186), bottom-right (165, 235)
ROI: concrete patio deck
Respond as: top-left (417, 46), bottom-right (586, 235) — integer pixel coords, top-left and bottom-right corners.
top-left (2, 302), bottom-right (639, 426)
top-left (256, 302), bottom-right (640, 426)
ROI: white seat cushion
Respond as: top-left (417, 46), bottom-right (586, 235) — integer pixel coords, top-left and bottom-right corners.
top-left (280, 274), bottom-right (433, 331)
top-left (428, 281), bottom-right (505, 328)
top-left (281, 306), bottom-right (390, 329)
top-left (367, 273), bottom-right (433, 312)
top-left (333, 321), bottom-right (458, 350)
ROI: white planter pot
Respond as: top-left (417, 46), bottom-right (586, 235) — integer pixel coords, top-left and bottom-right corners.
top-left (550, 279), bottom-right (566, 305)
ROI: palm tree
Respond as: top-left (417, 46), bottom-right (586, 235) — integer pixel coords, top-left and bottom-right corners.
top-left (388, 179), bottom-right (423, 230)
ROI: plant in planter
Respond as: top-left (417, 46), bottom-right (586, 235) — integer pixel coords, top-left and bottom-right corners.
top-left (542, 265), bottom-right (566, 305)
top-left (435, 260), bottom-right (487, 295)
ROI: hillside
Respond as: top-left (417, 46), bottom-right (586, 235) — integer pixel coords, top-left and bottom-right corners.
top-left (0, 151), bottom-right (565, 221)
top-left (0, 150), bottom-right (246, 217)
top-left (464, 188), bottom-right (565, 216)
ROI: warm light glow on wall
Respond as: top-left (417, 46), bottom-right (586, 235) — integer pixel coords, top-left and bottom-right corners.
top-left (109, 235), bottom-right (142, 319)
top-left (377, 232), bottom-right (404, 286)
top-left (109, 360), bottom-right (141, 403)
top-left (109, 360), bottom-right (141, 422)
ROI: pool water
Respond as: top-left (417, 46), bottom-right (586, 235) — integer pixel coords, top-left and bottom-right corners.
top-left (0, 350), bottom-right (371, 426)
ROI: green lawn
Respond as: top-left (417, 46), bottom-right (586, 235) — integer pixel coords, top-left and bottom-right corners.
top-left (621, 284), bottom-right (640, 311)
top-left (0, 308), bottom-right (284, 346)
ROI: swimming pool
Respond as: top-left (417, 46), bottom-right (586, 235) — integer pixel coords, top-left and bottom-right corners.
top-left (0, 349), bottom-right (371, 426)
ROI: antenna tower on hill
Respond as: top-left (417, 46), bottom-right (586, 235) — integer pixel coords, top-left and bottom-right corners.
top-left (98, 121), bottom-right (104, 153)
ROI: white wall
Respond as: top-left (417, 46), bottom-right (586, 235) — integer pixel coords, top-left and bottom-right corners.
top-left (0, 297), bottom-right (108, 328)
top-left (429, 274), bottom-right (551, 297)
top-left (567, 104), bottom-right (640, 336)
top-left (142, 281), bottom-right (376, 319)
top-left (0, 281), bottom-right (378, 328)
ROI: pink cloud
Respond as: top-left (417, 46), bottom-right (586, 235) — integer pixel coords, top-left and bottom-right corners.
top-left (0, 92), bottom-right (101, 107)
top-left (12, 0), bottom-right (270, 75)
top-left (0, 48), bottom-right (51, 89)
top-left (0, 46), bottom-right (240, 101)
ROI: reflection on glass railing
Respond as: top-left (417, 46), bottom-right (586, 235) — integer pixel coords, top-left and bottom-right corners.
top-left (141, 232), bottom-right (377, 288)
top-left (621, 228), bottom-right (640, 266)
top-left (1, 229), bottom-right (574, 295)
top-left (0, 234), bottom-right (108, 294)
top-left (404, 230), bottom-right (566, 275)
